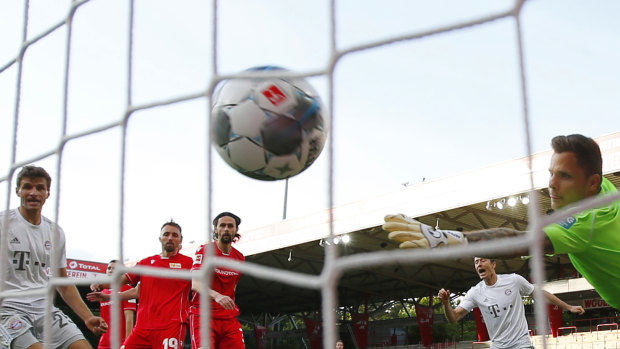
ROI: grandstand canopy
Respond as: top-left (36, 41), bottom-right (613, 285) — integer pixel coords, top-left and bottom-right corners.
top-left (234, 194), bottom-right (580, 315)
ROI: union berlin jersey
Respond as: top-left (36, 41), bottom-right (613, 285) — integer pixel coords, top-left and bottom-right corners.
top-left (125, 253), bottom-right (193, 330)
top-left (98, 284), bottom-right (137, 349)
top-left (190, 244), bottom-right (244, 319)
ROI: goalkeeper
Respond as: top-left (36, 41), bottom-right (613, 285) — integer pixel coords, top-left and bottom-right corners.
top-left (384, 134), bottom-right (620, 310)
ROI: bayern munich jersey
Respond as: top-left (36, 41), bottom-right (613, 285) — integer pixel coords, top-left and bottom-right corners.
top-left (0, 208), bottom-right (66, 311)
top-left (125, 253), bottom-right (193, 330)
top-left (98, 284), bottom-right (137, 349)
top-left (459, 274), bottom-right (534, 349)
top-left (191, 244), bottom-right (245, 319)
top-left (544, 177), bottom-right (620, 310)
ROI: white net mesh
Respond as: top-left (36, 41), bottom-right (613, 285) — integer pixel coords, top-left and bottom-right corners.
top-left (2, 0), bottom-right (620, 348)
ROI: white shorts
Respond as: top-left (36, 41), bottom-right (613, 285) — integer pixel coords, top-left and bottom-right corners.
top-left (1, 305), bottom-right (85, 349)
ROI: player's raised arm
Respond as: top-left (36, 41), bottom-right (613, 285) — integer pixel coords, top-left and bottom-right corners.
top-left (438, 288), bottom-right (467, 323)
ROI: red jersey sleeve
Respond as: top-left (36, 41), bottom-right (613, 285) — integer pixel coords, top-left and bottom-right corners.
top-left (191, 244), bottom-right (206, 271)
top-left (125, 258), bottom-right (146, 285)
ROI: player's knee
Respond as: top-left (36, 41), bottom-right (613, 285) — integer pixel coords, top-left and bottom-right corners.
top-left (25, 343), bottom-right (44, 349)
top-left (66, 339), bottom-right (92, 349)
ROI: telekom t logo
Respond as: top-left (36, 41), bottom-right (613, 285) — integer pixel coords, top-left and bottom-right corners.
top-left (488, 304), bottom-right (501, 318)
top-left (261, 84), bottom-right (288, 106)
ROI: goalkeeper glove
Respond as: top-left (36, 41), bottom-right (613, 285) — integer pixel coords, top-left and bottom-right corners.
top-left (383, 213), bottom-right (468, 248)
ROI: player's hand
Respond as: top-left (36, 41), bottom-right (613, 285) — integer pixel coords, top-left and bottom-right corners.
top-left (213, 293), bottom-right (236, 310)
top-left (86, 291), bottom-right (109, 302)
top-left (90, 282), bottom-right (102, 291)
top-left (438, 288), bottom-right (451, 303)
top-left (86, 316), bottom-right (108, 335)
top-left (383, 213), bottom-right (467, 248)
top-left (567, 305), bottom-right (585, 315)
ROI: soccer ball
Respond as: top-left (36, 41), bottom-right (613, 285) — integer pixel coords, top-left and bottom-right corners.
top-left (211, 66), bottom-right (328, 181)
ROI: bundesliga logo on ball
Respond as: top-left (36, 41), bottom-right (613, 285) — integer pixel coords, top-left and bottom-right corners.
top-left (211, 66), bottom-right (328, 181)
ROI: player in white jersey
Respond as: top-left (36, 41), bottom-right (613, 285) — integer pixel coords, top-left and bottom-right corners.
top-left (439, 257), bottom-right (584, 349)
top-left (1, 166), bottom-right (107, 349)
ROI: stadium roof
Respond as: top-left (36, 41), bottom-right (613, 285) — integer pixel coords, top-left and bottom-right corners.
top-left (229, 132), bottom-right (620, 316)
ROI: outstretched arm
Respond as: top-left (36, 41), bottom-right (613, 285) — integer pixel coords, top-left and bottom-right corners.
top-left (438, 288), bottom-right (468, 323)
top-left (87, 283), bottom-right (139, 302)
top-left (542, 289), bottom-right (585, 315)
top-left (90, 273), bottom-right (130, 292)
top-left (384, 214), bottom-right (555, 257)
top-left (464, 228), bottom-right (555, 256)
top-left (464, 227), bottom-right (525, 242)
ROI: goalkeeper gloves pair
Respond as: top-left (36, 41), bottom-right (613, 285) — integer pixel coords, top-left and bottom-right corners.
top-left (383, 213), bottom-right (468, 248)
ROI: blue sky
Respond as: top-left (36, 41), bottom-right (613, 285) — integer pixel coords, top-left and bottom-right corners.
top-left (1, 0), bottom-right (619, 262)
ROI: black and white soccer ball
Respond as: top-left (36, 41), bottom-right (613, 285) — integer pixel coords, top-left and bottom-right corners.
top-left (211, 66), bottom-right (328, 181)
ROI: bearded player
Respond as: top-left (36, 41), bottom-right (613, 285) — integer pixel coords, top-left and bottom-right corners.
top-left (190, 212), bottom-right (245, 349)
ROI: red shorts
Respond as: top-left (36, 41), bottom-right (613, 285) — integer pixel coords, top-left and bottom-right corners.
top-left (122, 324), bottom-right (187, 349)
top-left (189, 314), bottom-right (245, 349)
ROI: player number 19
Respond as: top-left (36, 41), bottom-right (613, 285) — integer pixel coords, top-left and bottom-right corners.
top-left (162, 338), bottom-right (179, 349)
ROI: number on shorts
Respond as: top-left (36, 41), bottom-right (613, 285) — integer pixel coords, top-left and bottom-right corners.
top-left (162, 338), bottom-right (179, 349)
top-left (52, 312), bottom-right (69, 328)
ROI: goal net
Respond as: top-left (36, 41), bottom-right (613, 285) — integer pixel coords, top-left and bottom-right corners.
top-left (2, 0), bottom-right (619, 348)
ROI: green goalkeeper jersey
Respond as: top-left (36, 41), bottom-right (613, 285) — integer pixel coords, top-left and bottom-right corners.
top-left (544, 177), bottom-right (620, 310)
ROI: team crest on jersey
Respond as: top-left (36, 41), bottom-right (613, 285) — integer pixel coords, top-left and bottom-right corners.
top-left (44, 240), bottom-right (52, 250)
top-left (558, 216), bottom-right (577, 229)
top-left (194, 254), bottom-right (202, 264)
top-left (505, 289), bottom-right (512, 296)
top-left (10, 319), bottom-right (23, 330)
top-left (169, 263), bottom-right (182, 269)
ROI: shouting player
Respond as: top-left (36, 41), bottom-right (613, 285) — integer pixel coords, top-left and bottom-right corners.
top-left (439, 257), bottom-right (584, 348)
